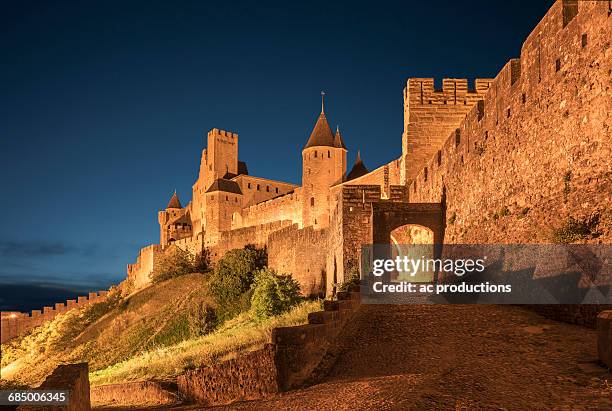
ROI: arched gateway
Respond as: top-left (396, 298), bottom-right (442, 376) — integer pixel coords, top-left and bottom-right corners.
top-left (369, 201), bottom-right (446, 283)
top-left (371, 202), bottom-right (445, 245)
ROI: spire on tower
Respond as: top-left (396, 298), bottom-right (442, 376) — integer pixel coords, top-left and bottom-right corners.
top-left (304, 92), bottom-right (335, 149)
top-left (334, 125), bottom-right (347, 149)
top-left (321, 91), bottom-right (326, 114)
top-left (346, 150), bottom-right (369, 181)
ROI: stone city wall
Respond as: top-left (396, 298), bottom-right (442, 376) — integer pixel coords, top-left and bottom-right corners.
top-left (1, 291), bottom-right (109, 344)
top-left (267, 224), bottom-right (329, 296)
top-left (126, 244), bottom-right (163, 290)
top-left (407, 0), bottom-right (611, 245)
top-left (234, 174), bottom-right (298, 209)
top-left (209, 220), bottom-right (294, 260)
top-left (236, 189), bottom-right (302, 229)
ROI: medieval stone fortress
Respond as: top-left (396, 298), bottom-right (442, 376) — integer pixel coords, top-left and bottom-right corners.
top-left (125, 0), bottom-right (610, 298)
top-left (1, 2), bottom-right (610, 408)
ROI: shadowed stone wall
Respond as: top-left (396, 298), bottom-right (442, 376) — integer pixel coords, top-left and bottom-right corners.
top-left (17, 363), bottom-right (90, 411)
top-left (177, 344), bottom-right (279, 406)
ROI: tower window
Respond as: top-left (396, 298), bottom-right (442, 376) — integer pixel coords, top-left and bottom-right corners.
top-left (275, 187), bottom-right (279, 194)
top-left (314, 151), bottom-right (317, 158)
top-left (328, 151), bottom-right (330, 158)
top-left (581, 33), bottom-right (587, 48)
top-left (248, 183), bottom-right (251, 189)
top-left (555, 59), bottom-right (561, 72)
top-left (257, 184), bottom-right (260, 191)
top-left (310, 197), bottom-right (315, 206)
top-left (266, 186), bottom-right (270, 192)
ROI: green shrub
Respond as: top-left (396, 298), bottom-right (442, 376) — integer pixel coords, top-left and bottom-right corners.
top-left (250, 268), bottom-right (301, 321)
top-left (188, 303), bottom-right (217, 337)
top-left (151, 247), bottom-right (210, 283)
top-left (244, 244), bottom-right (268, 268)
top-left (193, 249), bottom-right (211, 273)
top-left (338, 266), bottom-right (360, 293)
top-left (208, 246), bottom-right (267, 320)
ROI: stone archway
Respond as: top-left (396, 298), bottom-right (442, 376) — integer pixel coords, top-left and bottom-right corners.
top-left (371, 202), bottom-right (445, 245)
top-left (390, 224), bottom-right (435, 282)
top-left (370, 202), bottom-right (446, 283)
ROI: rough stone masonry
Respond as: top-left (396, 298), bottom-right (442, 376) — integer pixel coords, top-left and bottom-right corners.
top-left (123, 0), bottom-right (610, 299)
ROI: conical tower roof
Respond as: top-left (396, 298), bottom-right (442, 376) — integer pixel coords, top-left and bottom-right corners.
top-left (334, 125), bottom-right (347, 149)
top-left (346, 151), bottom-right (369, 181)
top-left (304, 111), bottom-right (335, 149)
top-left (166, 191), bottom-right (182, 209)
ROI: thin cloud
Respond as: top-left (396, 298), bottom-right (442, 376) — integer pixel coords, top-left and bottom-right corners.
top-left (0, 240), bottom-right (76, 257)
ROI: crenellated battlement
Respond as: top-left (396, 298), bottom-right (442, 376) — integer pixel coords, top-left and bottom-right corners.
top-left (207, 128), bottom-right (238, 140)
top-left (400, 76), bottom-right (493, 183)
top-left (404, 78), bottom-right (492, 105)
top-left (1, 290), bottom-right (110, 344)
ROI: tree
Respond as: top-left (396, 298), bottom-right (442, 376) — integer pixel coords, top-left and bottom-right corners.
top-left (250, 268), bottom-right (301, 321)
top-left (208, 246), bottom-right (267, 320)
top-left (151, 247), bottom-right (210, 283)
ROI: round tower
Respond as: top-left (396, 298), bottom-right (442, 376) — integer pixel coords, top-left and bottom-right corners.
top-left (301, 93), bottom-right (347, 229)
top-left (158, 191), bottom-right (185, 246)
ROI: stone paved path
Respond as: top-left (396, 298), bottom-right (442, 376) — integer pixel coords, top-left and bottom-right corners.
top-left (207, 305), bottom-right (611, 410)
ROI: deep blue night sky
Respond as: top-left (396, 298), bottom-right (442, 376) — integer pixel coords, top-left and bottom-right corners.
top-left (0, 0), bottom-right (554, 310)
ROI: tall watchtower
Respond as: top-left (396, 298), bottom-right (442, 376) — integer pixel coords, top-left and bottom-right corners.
top-left (191, 128), bottom-right (239, 236)
top-left (301, 93), bottom-right (347, 229)
top-left (204, 128), bottom-right (239, 189)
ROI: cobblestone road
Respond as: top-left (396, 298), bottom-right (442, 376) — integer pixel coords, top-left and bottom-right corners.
top-left (213, 305), bottom-right (611, 410)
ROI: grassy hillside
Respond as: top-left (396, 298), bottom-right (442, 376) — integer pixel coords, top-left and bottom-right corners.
top-left (0, 272), bottom-right (321, 387)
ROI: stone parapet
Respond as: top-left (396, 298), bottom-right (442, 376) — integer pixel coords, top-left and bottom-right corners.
top-left (17, 363), bottom-right (90, 411)
top-left (1, 291), bottom-right (109, 345)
